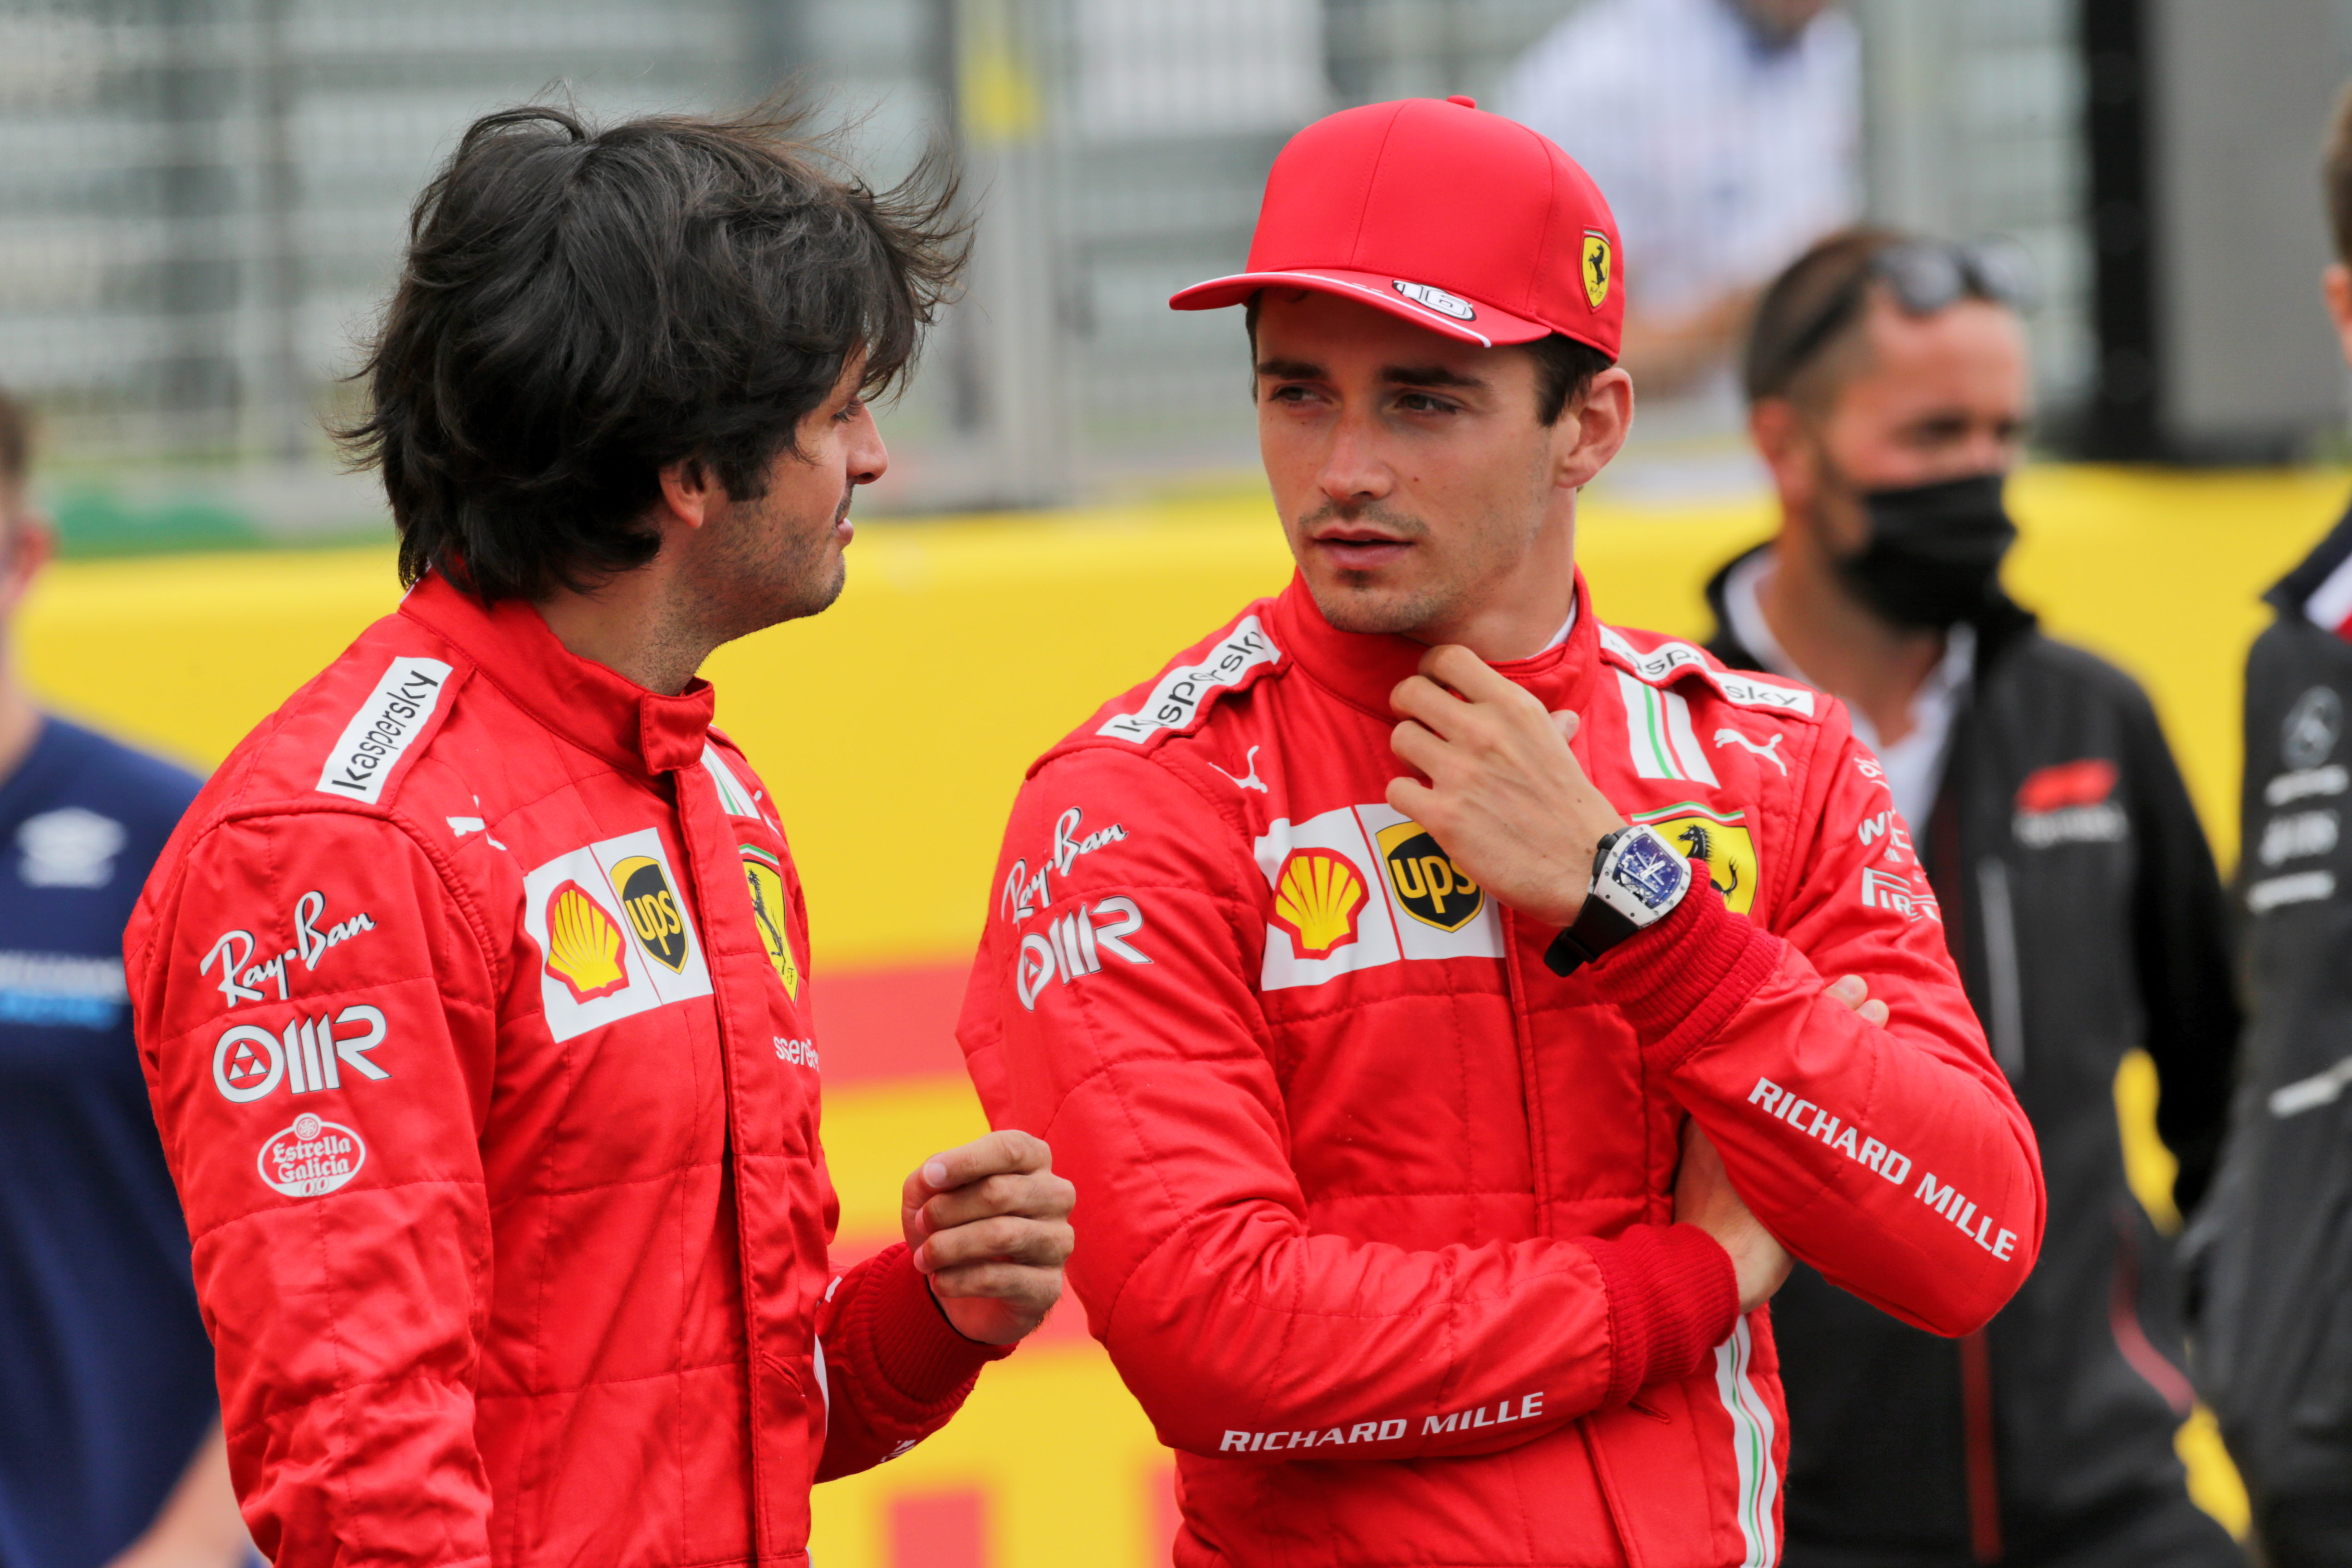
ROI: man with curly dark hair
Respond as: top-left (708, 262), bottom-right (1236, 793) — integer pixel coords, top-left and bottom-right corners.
top-left (124, 103), bottom-right (1072, 1568)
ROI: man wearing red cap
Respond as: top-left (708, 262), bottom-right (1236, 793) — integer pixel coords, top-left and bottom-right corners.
top-left (957, 98), bottom-right (2043, 1567)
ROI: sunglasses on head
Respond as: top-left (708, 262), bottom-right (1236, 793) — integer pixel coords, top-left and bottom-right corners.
top-left (1769, 238), bottom-right (2039, 392)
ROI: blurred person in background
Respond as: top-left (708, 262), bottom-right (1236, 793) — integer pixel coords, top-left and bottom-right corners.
top-left (2183, 83), bottom-right (2352, 1568)
top-left (0, 390), bottom-right (249, 1568)
top-left (960, 97), bottom-right (2045, 1568)
top-left (1498, 0), bottom-right (1859, 402)
top-left (1704, 229), bottom-right (2242, 1568)
top-left (124, 106), bottom-right (1073, 1568)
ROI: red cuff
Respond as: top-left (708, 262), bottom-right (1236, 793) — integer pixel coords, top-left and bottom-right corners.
top-left (857, 1245), bottom-right (1013, 1409)
top-left (1590, 862), bottom-right (1780, 1070)
top-left (1575, 1224), bottom-right (1741, 1407)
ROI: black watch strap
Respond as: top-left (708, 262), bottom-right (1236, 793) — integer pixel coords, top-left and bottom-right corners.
top-left (1544, 828), bottom-right (1642, 977)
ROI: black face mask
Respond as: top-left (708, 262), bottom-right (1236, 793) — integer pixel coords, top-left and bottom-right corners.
top-left (1830, 472), bottom-right (2017, 631)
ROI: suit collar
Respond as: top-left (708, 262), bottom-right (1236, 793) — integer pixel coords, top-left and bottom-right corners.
top-left (1269, 569), bottom-right (1602, 719)
top-left (398, 571), bottom-right (716, 776)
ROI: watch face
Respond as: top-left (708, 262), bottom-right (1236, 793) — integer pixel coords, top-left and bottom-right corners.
top-left (1613, 830), bottom-right (1690, 911)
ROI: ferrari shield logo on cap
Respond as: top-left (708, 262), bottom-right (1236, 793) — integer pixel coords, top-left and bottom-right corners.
top-left (1582, 230), bottom-right (1612, 311)
top-left (1392, 279), bottom-right (1476, 321)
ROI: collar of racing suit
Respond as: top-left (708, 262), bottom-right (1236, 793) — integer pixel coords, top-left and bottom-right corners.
top-left (1268, 566), bottom-right (1604, 720)
top-left (397, 570), bottom-right (718, 776)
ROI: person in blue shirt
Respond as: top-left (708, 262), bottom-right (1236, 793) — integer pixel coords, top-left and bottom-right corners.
top-left (0, 389), bottom-right (248, 1568)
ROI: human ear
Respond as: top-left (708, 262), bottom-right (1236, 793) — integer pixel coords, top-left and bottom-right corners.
top-left (2323, 263), bottom-right (2352, 372)
top-left (1550, 366), bottom-right (1634, 490)
top-left (1749, 399), bottom-right (1813, 498)
top-left (0, 513), bottom-right (55, 620)
top-left (654, 459), bottom-right (723, 532)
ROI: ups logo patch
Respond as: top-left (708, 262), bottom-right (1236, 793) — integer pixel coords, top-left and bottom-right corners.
top-left (613, 854), bottom-right (691, 972)
top-left (1632, 804), bottom-right (1759, 916)
top-left (1376, 820), bottom-right (1484, 931)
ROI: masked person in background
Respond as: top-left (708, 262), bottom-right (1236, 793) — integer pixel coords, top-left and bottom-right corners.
top-left (2183, 83), bottom-right (2352, 1568)
top-left (1705, 229), bottom-right (2242, 1568)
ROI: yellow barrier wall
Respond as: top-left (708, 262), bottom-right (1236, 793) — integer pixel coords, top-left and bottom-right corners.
top-left (30, 466), bottom-right (2343, 962)
top-left (27, 464), bottom-right (2337, 1563)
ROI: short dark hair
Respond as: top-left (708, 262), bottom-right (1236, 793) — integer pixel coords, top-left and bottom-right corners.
top-left (1743, 226), bottom-right (1909, 408)
top-left (0, 387), bottom-right (28, 495)
top-left (2325, 80), bottom-right (2352, 264)
top-left (1244, 294), bottom-right (1612, 425)
top-left (341, 103), bottom-right (966, 603)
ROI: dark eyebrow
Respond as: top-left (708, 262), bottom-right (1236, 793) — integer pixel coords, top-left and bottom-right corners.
top-left (1379, 363), bottom-right (1485, 391)
top-left (1251, 358), bottom-right (1489, 392)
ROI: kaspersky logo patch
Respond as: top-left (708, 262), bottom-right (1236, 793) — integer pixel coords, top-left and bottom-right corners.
top-left (522, 830), bottom-right (713, 1042)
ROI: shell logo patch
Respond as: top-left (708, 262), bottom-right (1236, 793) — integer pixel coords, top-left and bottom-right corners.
top-left (740, 845), bottom-right (800, 1000)
top-left (544, 881), bottom-right (631, 1001)
top-left (521, 830), bottom-right (714, 1043)
top-left (257, 1112), bottom-right (364, 1199)
top-left (612, 854), bottom-right (690, 974)
top-left (1272, 848), bottom-right (1366, 956)
top-left (1375, 820), bottom-right (1483, 932)
top-left (1582, 230), bottom-right (1613, 311)
top-left (1632, 804), bottom-right (1758, 915)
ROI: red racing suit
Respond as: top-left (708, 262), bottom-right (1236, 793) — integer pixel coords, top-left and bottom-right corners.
top-left (957, 573), bottom-right (2045, 1568)
top-left (126, 573), bottom-right (1006, 1568)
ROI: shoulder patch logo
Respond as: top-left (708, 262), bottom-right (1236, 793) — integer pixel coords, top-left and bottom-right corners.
top-left (316, 657), bottom-right (454, 804)
top-left (1098, 616), bottom-right (1280, 743)
top-left (1598, 624), bottom-right (1818, 717)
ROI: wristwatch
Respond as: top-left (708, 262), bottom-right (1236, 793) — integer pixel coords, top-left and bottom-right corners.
top-left (1542, 823), bottom-right (1694, 977)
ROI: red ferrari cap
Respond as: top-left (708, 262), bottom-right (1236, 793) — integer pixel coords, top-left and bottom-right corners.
top-left (1170, 95), bottom-right (1623, 358)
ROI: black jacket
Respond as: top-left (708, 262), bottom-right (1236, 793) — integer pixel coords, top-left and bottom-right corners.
top-left (2186, 501), bottom-right (2352, 1555)
top-left (1704, 549), bottom-right (2242, 1566)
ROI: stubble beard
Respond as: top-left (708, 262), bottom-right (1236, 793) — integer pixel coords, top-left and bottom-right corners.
top-left (667, 482), bottom-right (852, 668)
top-left (1294, 501), bottom-right (1460, 638)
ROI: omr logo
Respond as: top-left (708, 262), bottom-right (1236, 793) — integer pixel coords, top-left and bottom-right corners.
top-left (612, 855), bottom-right (690, 973)
top-left (544, 882), bottom-right (630, 1002)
